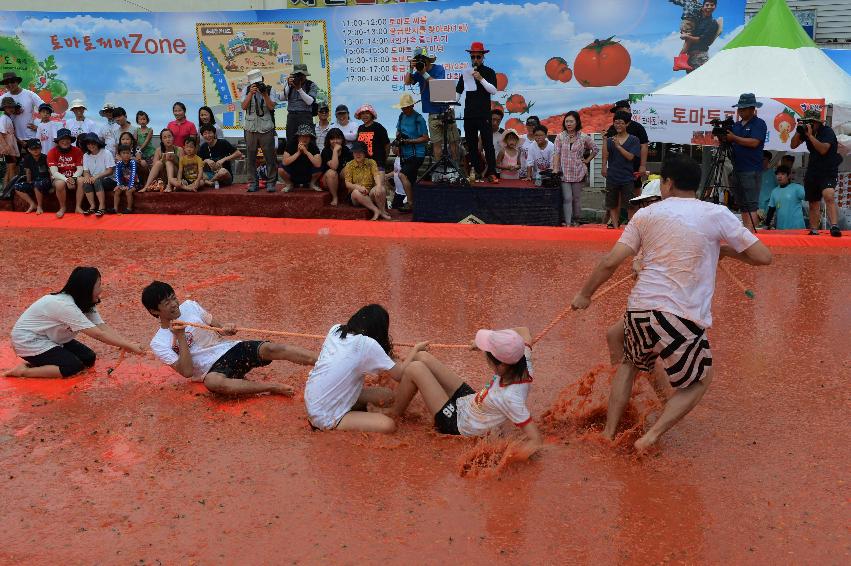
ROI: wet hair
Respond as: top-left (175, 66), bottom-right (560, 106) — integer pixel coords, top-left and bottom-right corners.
top-left (199, 124), bottom-right (217, 136)
top-left (337, 304), bottom-right (393, 355)
top-left (660, 155), bottom-right (701, 192)
top-left (183, 136), bottom-right (197, 148)
top-left (485, 351), bottom-right (528, 384)
top-left (763, 150), bottom-right (773, 160)
top-left (136, 110), bottom-right (150, 125)
top-left (613, 110), bottom-right (632, 124)
top-left (198, 106), bottom-right (216, 125)
top-left (532, 125), bottom-right (548, 136)
top-left (172, 101), bottom-right (187, 113)
top-left (324, 127), bottom-right (344, 150)
top-left (562, 110), bottom-right (583, 132)
top-left (775, 165), bottom-right (791, 176)
top-left (141, 280), bottom-right (176, 315)
top-left (53, 266), bottom-right (101, 314)
top-left (159, 128), bottom-right (174, 152)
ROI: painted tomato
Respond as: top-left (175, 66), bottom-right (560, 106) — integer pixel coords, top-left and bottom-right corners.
top-left (505, 94), bottom-right (529, 114)
top-left (38, 89), bottom-right (53, 103)
top-left (505, 117), bottom-right (525, 135)
top-left (545, 57), bottom-right (572, 83)
top-left (774, 110), bottom-right (796, 143)
top-left (573, 37), bottom-right (631, 88)
top-left (52, 96), bottom-right (69, 114)
top-left (495, 73), bottom-right (509, 91)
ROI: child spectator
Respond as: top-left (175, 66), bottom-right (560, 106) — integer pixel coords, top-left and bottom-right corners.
top-left (119, 130), bottom-right (149, 181)
top-left (280, 124), bottom-right (321, 193)
top-left (177, 136), bottom-right (206, 191)
top-left (320, 127), bottom-right (352, 206)
top-left (198, 125), bottom-right (242, 189)
top-left (497, 129), bottom-right (522, 180)
top-left (0, 96), bottom-right (20, 190)
top-left (111, 144), bottom-right (137, 214)
top-left (102, 107), bottom-right (133, 157)
top-left (80, 134), bottom-right (115, 217)
top-left (525, 125), bottom-right (555, 181)
top-left (47, 128), bottom-right (84, 218)
top-left (197, 106), bottom-right (224, 140)
top-left (764, 165), bottom-right (807, 230)
top-left (256, 148), bottom-right (270, 192)
top-left (135, 111), bottom-right (155, 168)
top-left (14, 139), bottom-right (50, 214)
top-left (34, 103), bottom-right (63, 154)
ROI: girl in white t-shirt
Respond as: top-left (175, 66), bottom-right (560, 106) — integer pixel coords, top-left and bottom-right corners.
top-left (305, 304), bottom-right (428, 433)
top-left (391, 327), bottom-right (542, 459)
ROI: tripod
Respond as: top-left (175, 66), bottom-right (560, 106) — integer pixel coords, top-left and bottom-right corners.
top-left (418, 104), bottom-right (468, 186)
top-left (700, 141), bottom-right (758, 228)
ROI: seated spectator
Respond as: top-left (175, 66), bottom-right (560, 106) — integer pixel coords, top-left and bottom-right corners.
top-left (66, 99), bottom-right (99, 146)
top-left (198, 125), bottom-right (242, 188)
top-left (315, 104), bottom-right (332, 150)
top-left (601, 111), bottom-right (641, 229)
top-left (0, 96), bottom-right (19, 190)
top-left (255, 148), bottom-right (270, 192)
top-left (102, 107), bottom-right (133, 157)
top-left (764, 165), bottom-right (807, 230)
top-left (47, 128), bottom-right (84, 219)
top-left (355, 104), bottom-right (390, 171)
top-left (320, 127), bottom-right (353, 206)
top-left (525, 125), bottom-right (555, 181)
top-left (141, 129), bottom-right (182, 192)
top-left (393, 93), bottom-right (429, 212)
top-left (176, 136), bottom-right (205, 192)
top-left (342, 141), bottom-right (390, 220)
top-left (280, 124), bottom-right (321, 193)
top-left (111, 144), bottom-right (138, 214)
top-left (13, 139), bottom-right (50, 214)
top-left (168, 102), bottom-right (198, 148)
top-left (135, 111), bottom-right (155, 169)
top-left (34, 103), bottom-right (62, 154)
top-left (119, 130), bottom-right (149, 181)
top-left (332, 105), bottom-right (358, 148)
top-left (497, 129), bottom-right (522, 180)
top-left (80, 135), bottom-right (115, 217)
top-left (197, 106), bottom-right (224, 140)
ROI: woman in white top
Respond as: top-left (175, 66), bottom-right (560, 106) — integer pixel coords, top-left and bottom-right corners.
top-left (305, 304), bottom-right (428, 433)
top-left (391, 327), bottom-right (542, 459)
top-left (5, 267), bottom-right (144, 378)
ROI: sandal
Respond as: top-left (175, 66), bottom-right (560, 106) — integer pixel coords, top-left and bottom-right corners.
top-left (95, 209), bottom-right (105, 217)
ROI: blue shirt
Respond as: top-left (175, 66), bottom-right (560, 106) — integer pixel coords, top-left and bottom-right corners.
top-left (758, 168), bottom-right (775, 211)
top-left (396, 111), bottom-right (428, 159)
top-left (411, 63), bottom-right (447, 115)
top-left (606, 134), bottom-right (641, 184)
top-left (768, 183), bottom-right (806, 230)
top-left (730, 117), bottom-right (767, 172)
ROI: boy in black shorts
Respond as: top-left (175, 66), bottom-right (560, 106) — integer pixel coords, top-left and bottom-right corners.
top-left (142, 281), bottom-right (317, 395)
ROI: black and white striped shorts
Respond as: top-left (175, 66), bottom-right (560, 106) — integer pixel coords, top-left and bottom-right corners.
top-left (623, 310), bottom-right (712, 389)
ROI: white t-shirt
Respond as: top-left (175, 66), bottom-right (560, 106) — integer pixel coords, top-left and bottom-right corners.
top-left (525, 140), bottom-right (555, 175)
top-left (519, 136), bottom-right (536, 178)
top-left (332, 121), bottom-right (360, 148)
top-left (304, 324), bottom-right (396, 430)
top-left (34, 119), bottom-right (64, 154)
top-left (9, 89), bottom-right (44, 140)
top-left (618, 197), bottom-right (759, 328)
top-left (100, 122), bottom-right (132, 156)
top-left (149, 300), bottom-right (237, 381)
top-left (66, 117), bottom-right (100, 141)
top-left (83, 149), bottom-right (115, 176)
top-left (11, 294), bottom-right (104, 357)
top-left (456, 347), bottom-right (534, 436)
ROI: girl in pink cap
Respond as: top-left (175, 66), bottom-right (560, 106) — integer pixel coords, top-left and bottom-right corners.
top-left (391, 327), bottom-right (542, 459)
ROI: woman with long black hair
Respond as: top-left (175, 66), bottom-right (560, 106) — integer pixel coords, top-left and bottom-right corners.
top-left (5, 267), bottom-right (144, 378)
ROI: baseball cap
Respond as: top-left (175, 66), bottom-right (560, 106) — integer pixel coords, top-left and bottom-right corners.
top-left (475, 329), bottom-right (526, 364)
top-left (335, 104), bottom-right (349, 115)
top-left (610, 99), bottom-right (631, 112)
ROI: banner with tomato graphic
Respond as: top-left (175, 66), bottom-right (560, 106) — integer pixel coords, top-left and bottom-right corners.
top-left (630, 93), bottom-right (826, 151)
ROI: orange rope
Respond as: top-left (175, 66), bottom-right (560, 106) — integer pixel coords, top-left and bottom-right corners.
top-left (719, 261), bottom-right (755, 299)
top-left (107, 349), bottom-right (126, 375)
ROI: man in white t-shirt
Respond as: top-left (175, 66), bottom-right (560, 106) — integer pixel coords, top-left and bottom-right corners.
top-left (572, 155), bottom-right (772, 453)
top-left (142, 281), bottom-right (317, 395)
top-left (525, 125), bottom-right (555, 181)
top-left (1, 71), bottom-right (44, 143)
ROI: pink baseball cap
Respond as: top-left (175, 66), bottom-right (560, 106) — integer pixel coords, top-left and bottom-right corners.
top-left (475, 329), bottom-right (525, 364)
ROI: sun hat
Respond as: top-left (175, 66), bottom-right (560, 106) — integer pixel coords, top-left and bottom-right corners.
top-left (351, 140), bottom-right (368, 154)
top-left (465, 41), bottom-right (490, 54)
top-left (475, 329), bottom-right (526, 365)
top-left (295, 123), bottom-right (316, 137)
top-left (38, 103), bottom-right (53, 113)
top-left (99, 103), bottom-right (115, 117)
top-left (411, 46), bottom-right (437, 62)
top-left (53, 128), bottom-right (75, 143)
top-left (732, 93), bottom-right (763, 109)
top-left (502, 128), bottom-right (520, 142)
top-left (0, 96), bottom-right (16, 109)
top-left (631, 178), bottom-right (662, 203)
top-left (354, 104), bottom-right (377, 120)
top-left (26, 138), bottom-right (42, 149)
top-left (292, 63), bottom-right (310, 76)
top-left (610, 99), bottom-right (631, 112)
top-left (69, 98), bottom-right (87, 111)
top-left (1, 72), bottom-right (22, 85)
top-left (246, 69), bottom-right (263, 84)
top-left (393, 93), bottom-right (416, 109)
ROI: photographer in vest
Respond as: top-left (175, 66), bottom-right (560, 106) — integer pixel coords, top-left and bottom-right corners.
top-left (282, 64), bottom-right (319, 144)
top-left (241, 69), bottom-right (278, 192)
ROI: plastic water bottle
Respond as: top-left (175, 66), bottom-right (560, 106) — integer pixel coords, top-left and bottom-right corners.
top-left (214, 181), bottom-right (220, 189)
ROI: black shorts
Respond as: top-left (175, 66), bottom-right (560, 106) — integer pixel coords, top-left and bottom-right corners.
top-left (605, 180), bottom-right (635, 209)
top-left (206, 340), bottom-right (271, 380)
top-left (22, 339), bottom-right (96, 378)
top-left (399, 156), bottom-right (424, 182)
top-left (434, 382), bottom-right (476, 435)
top-left (804, 175), bottom-right (837, 202)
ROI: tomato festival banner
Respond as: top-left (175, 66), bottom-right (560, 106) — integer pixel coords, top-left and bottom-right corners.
top-left (629, 93), bottom-right (826, 152)
top-left (0, 1), bottom-right (750, 134)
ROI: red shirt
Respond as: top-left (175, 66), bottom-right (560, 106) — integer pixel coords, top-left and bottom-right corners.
top-left (47, 146), bottom-right (84, 178)
top-left (167, 119), bottom-right (198, 148)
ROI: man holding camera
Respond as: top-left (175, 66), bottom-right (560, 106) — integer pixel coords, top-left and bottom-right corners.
top-left (281, 64), bottom-right (319, 144)
top-left (455, 41), bottom-right (499, 183)
top-left (404, 47), bottom-right (459, 163)
top-left (723, 93), bottom-right (768, 232)
top-left (790, 108), bottom-right (842, 237)
top-left (241, 69), bottom-right (278, 192)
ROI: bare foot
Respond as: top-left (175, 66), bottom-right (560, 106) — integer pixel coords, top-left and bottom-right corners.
top-left (634, 432), bottom-right (658, 454)
top-left (36, 208), bottom-right (44, 215)
top-left (56, 208), bottom-right (66, 219)
top-left (601, 429), bottom-right (616, 442)
top-left (74, 208), bottom-right (86, 214)
top-left (370, 212), bottom-right (380, 221)
top-left (3, 363), bottom-right (30, 377)
top-left (271, 383), bottom-right (294, 397)
top-left (380, 212), bottom-right (392, 221)
top-left (329, 199), bottom-right (338, 207)
top-left (24, 205), bottom-right (35, 213)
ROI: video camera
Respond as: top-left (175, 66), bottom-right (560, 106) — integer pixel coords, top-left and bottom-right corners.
top-left (710, 116), bottom-right (734, 137)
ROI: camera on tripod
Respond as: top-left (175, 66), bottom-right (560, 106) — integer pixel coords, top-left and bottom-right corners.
top-left (710, 116), bottom-right (734, 138)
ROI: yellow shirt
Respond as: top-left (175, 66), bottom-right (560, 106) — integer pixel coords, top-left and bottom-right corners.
top-left (179, 154), bottom-right (203, 183)
top-left (342, 158), bottom-right (379, 191)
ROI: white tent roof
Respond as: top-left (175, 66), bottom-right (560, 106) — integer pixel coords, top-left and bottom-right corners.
top-left (655, 0), bottom-right (851, 105)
